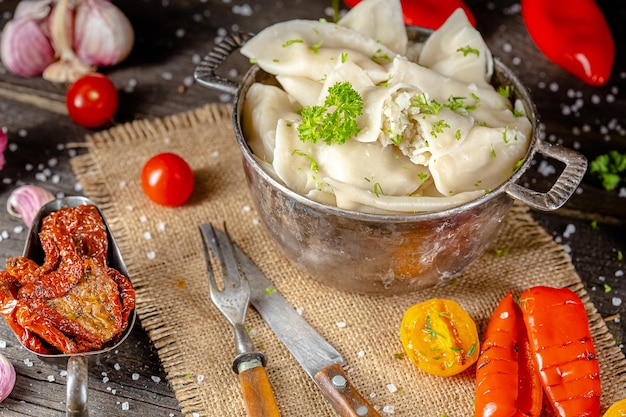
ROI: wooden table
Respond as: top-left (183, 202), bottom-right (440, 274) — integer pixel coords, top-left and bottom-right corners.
top-left (0, 0), bottom-right (624, 415)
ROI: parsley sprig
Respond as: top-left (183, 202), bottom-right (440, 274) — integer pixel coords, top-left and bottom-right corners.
top-left (298, 82), bottom-right (363, 145)
top-left (590, 150), bottom-right (626, 190)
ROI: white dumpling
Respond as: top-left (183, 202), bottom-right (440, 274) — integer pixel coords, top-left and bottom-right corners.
top-left (276, 75), bottom-right (323, 108)
top-left (325, 177), bottom-right (484, 214)
top-left (338, 0), bottom-right (407, 55)
top-left (240, 20), bottom-right (397, 81)
top-left (418, 9), bottom-right (493, 87)
top-left (243, 83), bottom-right (300, 163)
top-left (429, 123), bottom-right (530, 195)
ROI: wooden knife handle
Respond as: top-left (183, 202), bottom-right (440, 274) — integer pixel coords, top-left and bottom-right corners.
top-left (314, 363), bottom-right (381, 417)
top-left (238, 361), bottom-right (282, 417)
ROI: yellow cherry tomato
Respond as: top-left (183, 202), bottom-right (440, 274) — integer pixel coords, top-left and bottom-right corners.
top-left (603, 398), bottom-right (626, 417)
top-left (400, 298), bottom-right (479, 377)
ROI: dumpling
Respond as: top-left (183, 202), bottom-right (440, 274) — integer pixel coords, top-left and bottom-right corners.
top-left (418, 9), bottom-right (493, 87)
top-left (338, 0), bottom-right (407, 55)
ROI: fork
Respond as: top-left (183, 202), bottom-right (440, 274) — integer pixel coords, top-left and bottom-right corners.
top-left (199, 223), bottom-right (281, 417)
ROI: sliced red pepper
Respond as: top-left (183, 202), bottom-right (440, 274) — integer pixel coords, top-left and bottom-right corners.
top-left (475, 291), bottom-right (543, 417)
top-left (521, 0), bottom-right (614, 86)
top-left (520, 286), bottom-right (601, 417)
top-left (343, 0), bottom-right (475, 29)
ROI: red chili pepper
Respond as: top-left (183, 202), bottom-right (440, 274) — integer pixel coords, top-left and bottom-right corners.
top-left (521, 0), bottom-right (614, 86)
top-left (475, 291), bottom-right (543, 417)
top-left (343, 0), bottom-right (475, 29)
top-left (520, 286), bottom-right (601, 417)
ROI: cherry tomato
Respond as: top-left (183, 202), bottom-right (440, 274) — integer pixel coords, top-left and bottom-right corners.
top-left (603, 398), bottom-right (626, 417)
top-left (66, 73), bottom-right (119, 128)
top-left (400, 298), bottom-right (479, 377)
top-left (141, 153), bottom-right (195, 207)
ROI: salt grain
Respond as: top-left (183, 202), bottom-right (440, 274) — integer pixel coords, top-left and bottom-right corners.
top-left (13, 226), bottom-right (23, 234)
top-left (382, 405), bottom-right (395, 413)
top-left (336, 321), bottom-right (347, 328)
top-left (132, 373), bottom-right (140, 380)
top-left (147, 251), bottom-right (156, 260)
top-left (143, 231), bottom-right (152, 240)
top-left (242, 205), bottom-right (251, 212)
top-left (151, 375), bottom-right (161, 383)
top-left (0, 340), bottom-right (6, 348)
top-left (175, 28), bottom-right (185, 38)
top-left (358, 350), bottom-right (365, 357)
top-left (121, 402), bottom-right (129, 411)
top-left (563, 224), bottom-right (576, 238)
top-left (140, 215), bottom-right (147, 223)
top-left (197, 375), bottom-right (205, 382)
top-left (47, 375), bottom-right (55, 382)
top-left (103, 376), bottom-right (109, 383)
top-left (161, 72), bottom-right (174, 81)
top-left (114, 363), bottom-right (121, 371)
top-left (549, 82), bottom-right (559, 92)
top-left (502, 42), bottom-right (512, 53)
top-left (24, 358), bottom-right (33, 367)
top-left (612, 297), bottom-right (622, 307)
top-left (157, 222), bottom-right (166, 231)
top-left (386, 383), bottom-right (397, 393)
top-left (60, 370), bottom-right (68, 377)
top-left (616, 270), bottom-right (624, 278)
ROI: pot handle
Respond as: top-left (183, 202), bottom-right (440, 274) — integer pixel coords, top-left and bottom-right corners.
top-left (506, 141), bottom-right (587, 211)
top-left (194, 32), bottom-right (254, 95)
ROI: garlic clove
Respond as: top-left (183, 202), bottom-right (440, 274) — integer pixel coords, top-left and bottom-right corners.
top-left (73, 0), bottom-right (134, 66)
top-left (0, 17), bottom-right (56, 77)
top-left (7, 184), bottom-right (55, 227)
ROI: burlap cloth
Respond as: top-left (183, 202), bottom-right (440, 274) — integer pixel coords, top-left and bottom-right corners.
top-left (71, 103), bottom-right (626, 417)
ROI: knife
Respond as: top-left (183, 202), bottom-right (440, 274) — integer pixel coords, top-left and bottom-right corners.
top-left (209, 229), bottom-right (381, 417)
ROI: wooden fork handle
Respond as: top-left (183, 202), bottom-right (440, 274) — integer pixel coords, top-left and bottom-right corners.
top-left (237, 358), bottom-right (281, 417)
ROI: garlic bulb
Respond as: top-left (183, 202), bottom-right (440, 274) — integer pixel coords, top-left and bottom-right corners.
top-left (1, 0), bottom-right (134, 82)
top-left (7, 184), bottom-right (55, 227)
top-left (0, 0), bottom-right (56, 77)
top-left (0, 353), bottom-right (15, 402)
top-left (74, 0), bottom-right (134, 66)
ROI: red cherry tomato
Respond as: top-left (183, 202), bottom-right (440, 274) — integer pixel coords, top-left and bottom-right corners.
top-left (66, 73), bottom-right (119, 128)
top-left (141, 153), bottom-right (195, 207)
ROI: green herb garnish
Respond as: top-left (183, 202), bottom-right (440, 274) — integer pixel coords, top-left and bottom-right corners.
top-left (590, 150), bottom-right (626, 191)
top-left (298, 81), bottom-right (363, 145)
top-left (282, 39), bottom-right (304, 47)
top-left (457, 45), bottom-right (480, 57)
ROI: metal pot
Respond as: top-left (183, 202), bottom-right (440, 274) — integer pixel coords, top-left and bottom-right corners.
top-left (194, 28), bottom-right (587, 295)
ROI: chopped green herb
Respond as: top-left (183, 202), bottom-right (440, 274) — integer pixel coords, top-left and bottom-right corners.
top-left (590, 150), bottom-right (626, 191)
top-left (264, 287), bottom-right (277, 295)
top-left (378, 74), bottom-right (393, 87)
top-left (491, 144), bottom-right (496, 158)
top-left (341, 52), bottom-right (348, 63)
top-left (494, 247), bottom-right (510, 257)
top-left (249, 57), bottom-right (258, 64)
top-left (393, 352), bottom-right (404, 360)
top-left (371, 48), bottom-right (391, 64)
top-left (412, 93), bottom-right (441, 115)
top-left (604, 284), bottom-right (612, 293)
top-left (292, 150), bottom-right (319, 172)
top-left (497, 85), bottom-right (510, 98)
top-left (455, 129), bottom-right (461, 140)
top-left (310, 40), bottom-right (324, 54)
top-left (618, 250), bottom-right (623, 262)
top-left (513, 159), bottom-right (524, 171)
top-left (514, 108), bottom-right (525, 117)
top-left (374, 182), bottom-right (385, 197)
top-left (418, 172), bottom-right (429, 182)
top-left (282, 39), bottom-right (304, 47)
top-left (457, 45), bottom-right (480, 57)
top-left (465, 343), bottom-right (476, 357)
top-left (391, 134), bottom-right (402, 145)
top-left (591, 219), bottom-right (598, 230)
top-left (444, 95), bottom-right (478, 114)
top-left (430, 119), bottom-right (450, 138)
top-left (298, 81), bottom-right (363, 145)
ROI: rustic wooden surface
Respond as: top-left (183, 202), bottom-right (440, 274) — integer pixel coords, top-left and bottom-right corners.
top-left (0, 0), bottom-right (624, 415)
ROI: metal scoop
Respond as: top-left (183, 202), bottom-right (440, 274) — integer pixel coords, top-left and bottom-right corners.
top-left (18, 196), bottom-right (136, 417)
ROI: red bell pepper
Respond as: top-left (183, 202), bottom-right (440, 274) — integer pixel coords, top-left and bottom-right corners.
top-left (475, 291), bottom-right (543, 417)
top-left (342, 0), bottom-right (475, 29)
top-left (520, 286), bottom-right (601, 417)
top-left (521, 0), bottom-right (614, 86)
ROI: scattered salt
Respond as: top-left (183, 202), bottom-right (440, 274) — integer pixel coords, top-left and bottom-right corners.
top-left (386, 383), bottom-right (397, 393)
top-left (47, 375), bottom-right (55, 382)
top-left (60, 370), bottom-right (68, 377)
top-left (114, 363), bottom-right (121, 371)
top-left (151, 375), bottom-right (161, 383)
top-left (121, 401), bottom-right (129, 411)
top-left (103, 376), bottom-right (109, 383)
top-left (336, 321), bottom-right (347, 328)
top-left (382, 405), bottom-right (395, 414)
top-left (563, 224), bottom-right (576, 238)
top-left (131, 373), bottom-right (140, 381)
top-left (147, 251), bottom-right (156, 260)
top-left (143, 231), bottom-right (152, 240)
top-left (197, 375), bottom-right (205, 383)
top-left (537, 160), bottom-right (556, 176)
top-left (13, 226), bottom-right (23, 234)
top-left (369, 392), bottom-right (377, 398)
top-left (175, 28), bottom-right (185, 38)
top-left (242, 205), bottom-right (251, 212)
top-left (0, 340), bottom-right (6, 348)
top-left (616, 270), bottom-right (624, 278)
top-left (358, 350), bottom-right (365, 357)
top-left (612, 297), bottom-right (622, 307)
top-left (140, 215), bottom-right (147, 222)
top-left (161, 72), bottom-right (174, 81)
top-left (24, 358), bottom-right (33, 367)
top-left (157, 222), bottom-right (166, 231)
